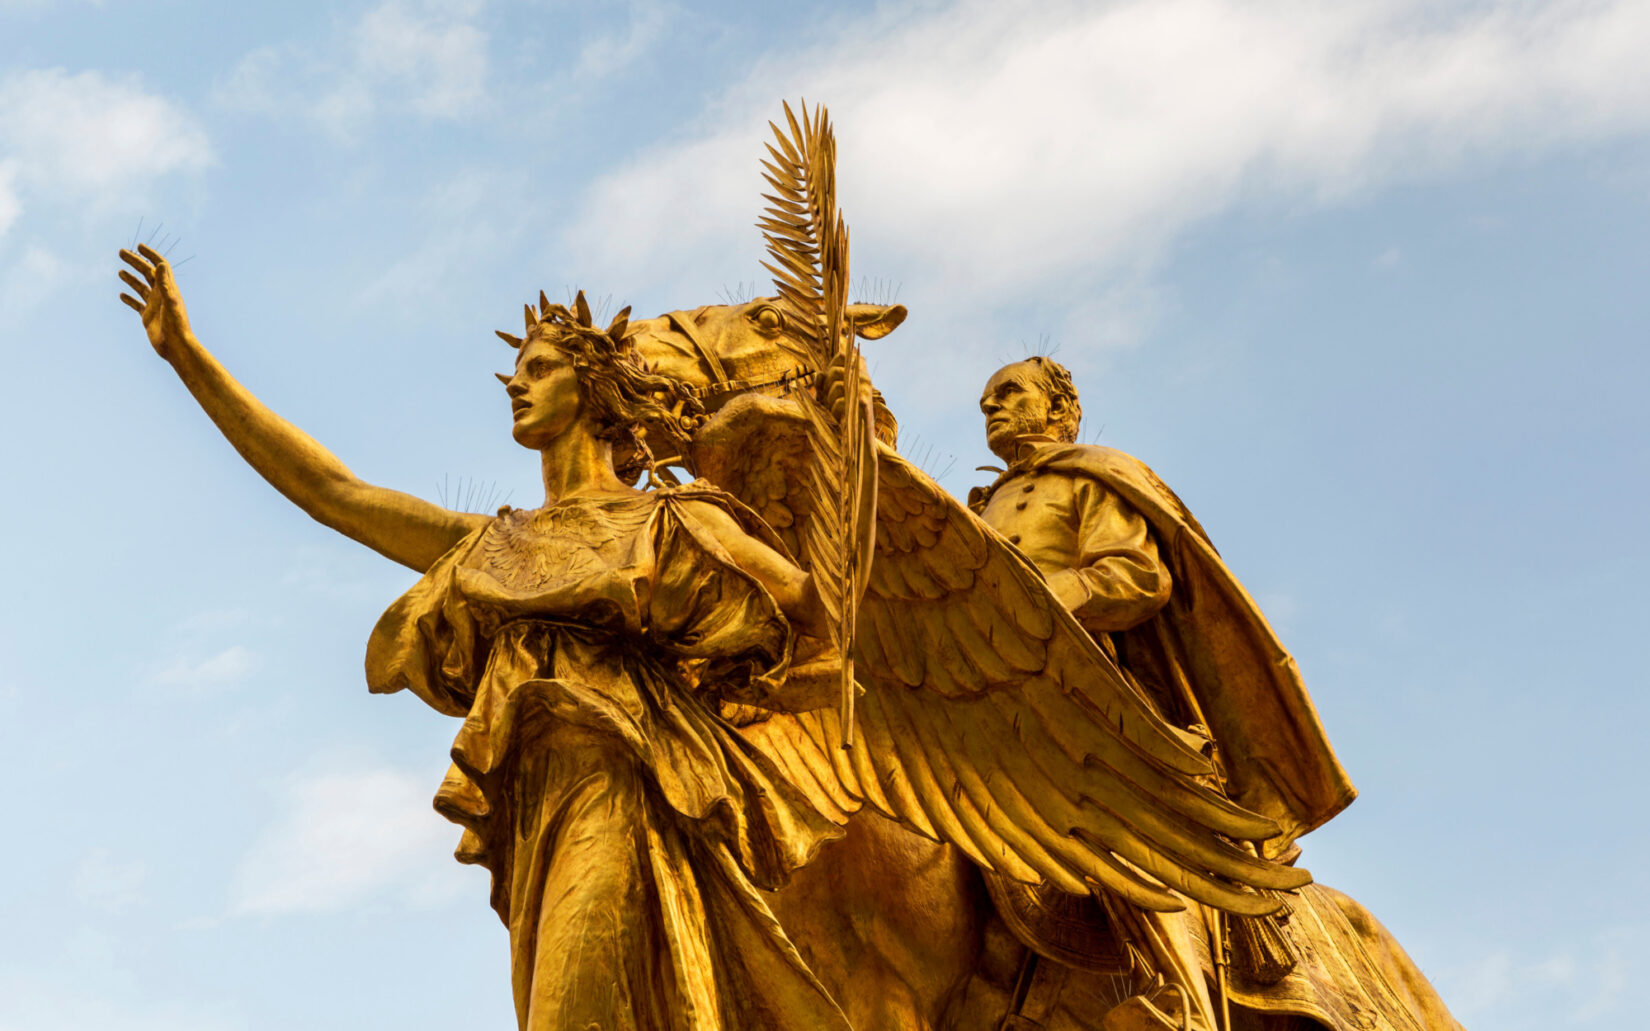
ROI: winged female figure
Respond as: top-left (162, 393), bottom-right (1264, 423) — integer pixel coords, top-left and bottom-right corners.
top-left (118, 245), bottom-right (865, 1030)
top-left (115, 108), bottom-right (1308, 1031)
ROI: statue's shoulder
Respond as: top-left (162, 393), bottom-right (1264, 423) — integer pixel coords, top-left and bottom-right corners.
top-left (973, 443), bottom-right (1154, 512)
top-left (653, 480), bottom-right (739, 510)
top-left (1032, 444), bottom-right (1210, 546)
top-left (1030, 443), bottom-right (1158, 485)
top-left (652, 480), bottom-right (760, 529)
top-left (657, 480), bottom-right (798, 557)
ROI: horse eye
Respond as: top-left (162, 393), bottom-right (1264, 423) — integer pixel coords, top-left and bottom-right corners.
top-left (752, 306), bottom-right (783, 333)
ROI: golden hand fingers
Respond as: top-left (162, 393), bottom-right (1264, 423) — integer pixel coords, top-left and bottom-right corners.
top-left (118, 247), bottom-right (155, 278)
top-left (117, 252), bottom-right (151, 312)
top-left (118, 269), bottom-right (150, 298)
top-left (117, 243), bottom-right (188, 358)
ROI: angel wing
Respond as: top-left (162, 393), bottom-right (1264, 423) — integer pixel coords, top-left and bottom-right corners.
top-left (694, 401), bottom-right (1310, 918)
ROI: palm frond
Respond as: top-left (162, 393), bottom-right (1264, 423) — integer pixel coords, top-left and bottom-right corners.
top-left (760, 100), bottom-right (865, 744)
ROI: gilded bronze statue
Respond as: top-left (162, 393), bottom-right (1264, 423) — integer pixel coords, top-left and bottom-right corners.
top-left (953, 356), bottom-right (1467, 1030)
top-left (118, 254), bottom-right (870, 1028)
top-left (116, 102), bottom-right (1461, 1031)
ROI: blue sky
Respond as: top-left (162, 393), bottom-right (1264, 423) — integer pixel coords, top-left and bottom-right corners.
top-left (2, 1), bottom-right (1647, 1028)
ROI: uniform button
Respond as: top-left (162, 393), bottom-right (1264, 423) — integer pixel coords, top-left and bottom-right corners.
top-left (1009, 533), bottom-right (1022, 544)
top-left (1015, 500), bottom-right (1028, 510)
top-left (1022, 483), bottom-right (1036, 493)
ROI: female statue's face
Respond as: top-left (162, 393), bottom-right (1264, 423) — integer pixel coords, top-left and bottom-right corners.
top-left (505, 336), bottom-right (584, 449)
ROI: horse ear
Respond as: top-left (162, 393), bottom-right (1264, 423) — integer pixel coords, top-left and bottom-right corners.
top-left (847, 303), bottom-right (907, 340)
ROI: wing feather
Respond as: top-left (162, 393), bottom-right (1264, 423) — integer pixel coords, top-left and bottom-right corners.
top-left (943, 600), bottom-right (1014, 684)
top-left (863, 690), bottom-right (965, 851)
top-left (871, 686), bottom-right (1006, 871)
top-left (981, 690), bottom-right (1280, 849)
top-left (888, 690), bottom-right (1086, 890)
top-left (977, 554), bottom-right (1055, 639)
top-left (841, 449), bottom-right (1309, 914)
top-left (739, 715), bottom-right (854, 824)
top-left (695, 341), bottom-right (1309, 919)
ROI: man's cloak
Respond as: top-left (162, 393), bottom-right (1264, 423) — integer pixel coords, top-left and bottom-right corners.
top-left (988, 443), bottom-right (1357, 854)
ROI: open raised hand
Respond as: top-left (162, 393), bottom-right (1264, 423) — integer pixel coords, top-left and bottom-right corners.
top-left (118, 243), bottom-right (193, 362)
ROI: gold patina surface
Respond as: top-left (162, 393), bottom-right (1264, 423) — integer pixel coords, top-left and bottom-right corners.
top-left (116, 103), bottom-right (1462, 1031)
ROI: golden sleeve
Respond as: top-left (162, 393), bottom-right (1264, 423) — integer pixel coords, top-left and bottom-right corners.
top-left (1051, 476), bottom-right (1172, 633)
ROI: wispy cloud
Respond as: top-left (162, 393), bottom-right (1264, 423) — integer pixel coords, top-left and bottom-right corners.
top-left (0, 68), bottom-right (211, 236)
top-left (172, 607), bottom-right (261, 635)
top-left (146, 645), bottom-right (255, 694)
top-left (1439, 925), bottom-right (1648, 1027)
top-left (0, 244), bottom-right (70, 314)
top-left (563, 0), bottom-right (1650, 369)
top-left (70, 847), bottom-right (149, 914)
top-left (0, 974), bottom-right (243, 1031)
top-left (1372, 245), bottom-right (1404, 270)
top-left (214, 0), bottom-right (489, 137)
top-left (278, 542), bottom-right (400, 603)
top-left (229, 765), bottom-right (470, 916)
top-left (0, 159), bottom-right (20, 237)
top-left (354, 164), bottom-right (541, 309)
top-left (568, 0), bottom-right (672, 82)
top-left (350, 0), bottom-right (488, 119)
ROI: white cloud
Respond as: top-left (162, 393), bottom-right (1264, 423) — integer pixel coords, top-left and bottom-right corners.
top-left (564, 0), bottom-right (1650, 340)
top-left (0, 974), bottom-right (242, 1031)
top-left (278, 542), bottom-right (397, 602)
top-left (210, 46), bottom-right (284, 116)
top-left (569, 0), bottom-right (671, 82)
top-left (0, 245), bottom-right (70, 313)
top-left (355, 164), bottom-right (539, 308)
top-left (0, 68), bottom-right (211, 230)
top-left (229, 765), bottom-right (469, 916)
top-left (147, 645), bottom-right (255, 693)
top-left (354, 0), bottom-right (487, 118)
top-left (173, 607), bottom-right (260, 635)
top-left (71, 847), bottom-right (149, 913)
top-left (0, 160), bottom-right (20, 238)
top-left (1439, 925), bottom-right (1647, 1027)
top-left (215, 0), bottom-right (488, 135)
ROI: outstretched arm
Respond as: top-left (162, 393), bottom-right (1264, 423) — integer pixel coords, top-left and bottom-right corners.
top-left (680, 498), bottom-right (849, 712)
top-left (118, 245), bottom-right (487, 572)
top-left (680, 499), bottom-right (830, 639)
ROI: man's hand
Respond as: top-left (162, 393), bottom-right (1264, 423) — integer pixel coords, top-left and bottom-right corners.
top-left (1046, 568), bottom-right (1093, 615)
top-left (818, 351), bottom-right (873, 427)
top-left (118, 243), bottom-right (194, 362)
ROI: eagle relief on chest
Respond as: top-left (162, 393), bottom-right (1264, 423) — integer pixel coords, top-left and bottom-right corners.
top-left (479, 496), bottom-right (656, 592)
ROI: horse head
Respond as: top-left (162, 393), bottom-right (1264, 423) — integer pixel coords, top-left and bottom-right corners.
top-left (628, 297), bottom-right (907, 413)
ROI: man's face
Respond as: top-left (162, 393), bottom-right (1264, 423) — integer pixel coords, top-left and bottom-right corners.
top-left (980, 362), bottom-right (1054, 460)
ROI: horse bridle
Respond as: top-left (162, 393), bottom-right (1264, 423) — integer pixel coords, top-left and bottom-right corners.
top-left (664, 310), bottom-right (819, 402)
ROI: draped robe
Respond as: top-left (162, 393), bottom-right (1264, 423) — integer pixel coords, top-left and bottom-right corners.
top-left (365, 486), bottom-right (851, 1031)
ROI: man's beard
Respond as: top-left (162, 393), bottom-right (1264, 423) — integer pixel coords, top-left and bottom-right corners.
top-left (987, 413), bottom-right (1048, 458)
